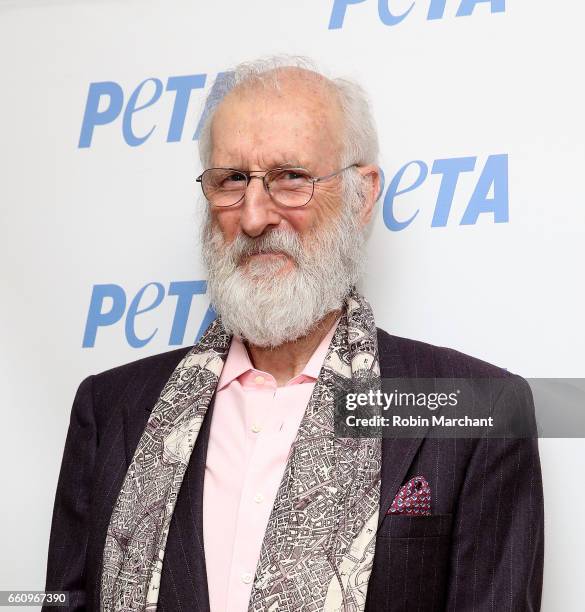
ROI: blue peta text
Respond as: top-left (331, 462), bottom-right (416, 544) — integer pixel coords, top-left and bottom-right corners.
top-left (328, 0), bottom-right (505, 29)
top-left (82, 280), bottom-right (215, 348)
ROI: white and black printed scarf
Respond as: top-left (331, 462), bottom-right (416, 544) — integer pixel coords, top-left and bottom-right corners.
top-left (100, 287), bottom-right (382, 612)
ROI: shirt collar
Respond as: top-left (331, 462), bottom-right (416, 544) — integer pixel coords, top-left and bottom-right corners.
top-left (216, 315), bottom-right (341, 390)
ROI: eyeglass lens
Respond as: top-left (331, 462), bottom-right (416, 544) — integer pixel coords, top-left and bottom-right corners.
top-left (201, 168), bottom-right (315, 207)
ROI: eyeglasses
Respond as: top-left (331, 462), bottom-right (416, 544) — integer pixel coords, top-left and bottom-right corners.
top-left (195, 164), bottom-right (358, 208)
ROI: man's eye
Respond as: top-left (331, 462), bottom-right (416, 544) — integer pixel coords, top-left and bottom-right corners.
top-left (225, 173), bottom-right (246, 182)
top-left (282, 171), bottom-right (307, 180)
top-left (218, 172), bottom-right (247, 189)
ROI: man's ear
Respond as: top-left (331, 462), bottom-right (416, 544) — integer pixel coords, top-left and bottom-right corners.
top-left (357, 165), bottom-right (381, 227)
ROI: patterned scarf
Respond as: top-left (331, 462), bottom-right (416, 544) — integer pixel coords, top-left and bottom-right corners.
top-left (100, 287), bottom-right (382, 612)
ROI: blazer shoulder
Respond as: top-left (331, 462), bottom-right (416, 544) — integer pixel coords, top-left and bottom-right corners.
top-left (88, 346), bottom-right (193, 412)
top-left (376, 327), bottom-right (517, 379)
top-left (94, 346), bottom-right (193, 383)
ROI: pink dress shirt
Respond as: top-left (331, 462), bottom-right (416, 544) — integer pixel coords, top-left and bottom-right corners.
top-left (202, 318), bottom-right (340, 612)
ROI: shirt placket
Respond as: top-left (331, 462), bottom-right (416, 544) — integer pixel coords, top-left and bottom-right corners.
top-left (225, 378), bottom-right (280, 610)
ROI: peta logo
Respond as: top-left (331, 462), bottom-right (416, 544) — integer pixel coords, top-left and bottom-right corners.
top-left (78, 73), bottom-right (224, 148)
top-left (82, 281), bottom-right (215, 348)
top-left (381, 154), bottom-right (508, 230)
top-left (329, 0), bottom-right (504, 29)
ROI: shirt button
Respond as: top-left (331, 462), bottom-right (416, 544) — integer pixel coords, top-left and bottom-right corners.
top-left (241, 572), bottom-right (253, 584)
top-left (254, 375), bottom-right (265, 385)
top-left (251, 423), bottom-right (261, 433)
top-left (254, 493), bottom-right (264, 503)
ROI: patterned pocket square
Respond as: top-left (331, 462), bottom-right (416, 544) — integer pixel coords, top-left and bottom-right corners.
top-left (387, 475), bottom-right (431, 515)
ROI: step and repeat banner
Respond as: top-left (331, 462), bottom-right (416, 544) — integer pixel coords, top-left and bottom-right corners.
top-left (1, 0), bottom-right (583, 609)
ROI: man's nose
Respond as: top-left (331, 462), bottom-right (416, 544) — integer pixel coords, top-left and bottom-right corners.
top-left (239, 175), bottom-right (282, 238)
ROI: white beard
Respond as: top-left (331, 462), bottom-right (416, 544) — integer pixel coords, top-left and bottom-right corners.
top-left (201, 200), bottom-right (365, 348)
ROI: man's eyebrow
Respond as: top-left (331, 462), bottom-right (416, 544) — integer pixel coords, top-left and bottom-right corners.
top-left (217, 159), bottom-right (310, 171)
top-left (269, 159), bottom-right (308, 169)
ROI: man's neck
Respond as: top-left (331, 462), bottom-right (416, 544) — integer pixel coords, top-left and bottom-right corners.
top-left (244, 309), bottom-right (341, 386)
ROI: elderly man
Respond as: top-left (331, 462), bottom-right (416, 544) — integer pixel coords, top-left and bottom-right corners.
top-left (43, 57), bottom-right (543, 612)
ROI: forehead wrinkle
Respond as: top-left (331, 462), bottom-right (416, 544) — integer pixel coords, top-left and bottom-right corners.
top-left (210, 71), bottom-right (344, 169)
top-left (210, 150), bottom-right (309, 171)
top-left (250, 154), bottom-right (311, 170)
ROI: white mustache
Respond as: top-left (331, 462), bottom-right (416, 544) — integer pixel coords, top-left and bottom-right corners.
top-left (227, 230), bottom-right (304, 264)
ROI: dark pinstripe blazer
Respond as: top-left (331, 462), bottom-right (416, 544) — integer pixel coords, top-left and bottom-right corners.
top-left (43, 328), bottom-right (544, 611)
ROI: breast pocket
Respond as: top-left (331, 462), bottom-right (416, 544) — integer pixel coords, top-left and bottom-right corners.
top-left (365, 514), bottom-right (453, 612)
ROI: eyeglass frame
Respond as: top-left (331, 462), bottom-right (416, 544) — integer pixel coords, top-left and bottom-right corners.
top-left (195, 163), bottom-right (359, 208)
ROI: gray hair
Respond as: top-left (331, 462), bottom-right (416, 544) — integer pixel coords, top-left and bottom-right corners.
top-left (197, 55), bottom-right (379, 206)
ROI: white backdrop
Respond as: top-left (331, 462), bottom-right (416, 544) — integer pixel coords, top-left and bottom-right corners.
top-left (1, 0), bottom-right (584, 609)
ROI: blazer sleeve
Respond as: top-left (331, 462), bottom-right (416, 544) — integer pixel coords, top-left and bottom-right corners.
top-left (444, 375), bottom-right (544, 611)
top-left (42, 375), bottom-right (97, 612)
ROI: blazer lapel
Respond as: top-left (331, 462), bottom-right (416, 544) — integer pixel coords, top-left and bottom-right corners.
top-left (375, 329), bottom-right (437, 530)
top-left (377, 437), bottom-right (427, 530)
top-left (156, 395), bottom-right (215, 612)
